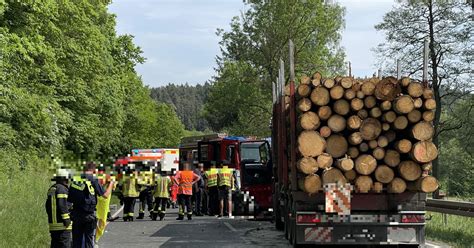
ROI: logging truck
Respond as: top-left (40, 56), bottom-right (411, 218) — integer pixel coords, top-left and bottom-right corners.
top-left (271, 41), bottom-right (438, 246)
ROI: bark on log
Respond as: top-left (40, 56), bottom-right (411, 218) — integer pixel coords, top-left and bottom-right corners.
top-left (388, 177), bottom-right (406, 193)
top-left (395, 139), bottom-right (412, 154)
top-left (299, 111), bottom-right (320, 131)
top-left (317, 106), bottom-right (332, 120)
top-left (298, 131), bottom-right (327, 157)
top-left (297, 157), bottom-right (319, 174)
top-left (375, 76), bottom-right (401, 101)
top-left (333, 99), bottom-right (350, 115)
top-left (298, 98), bottom-right (312, 112)
top-left (360, 118), bottom-right (382, 140)
top-left (319, 126), bottom-right (332, 138)
top-left (411, 141), bottom-right (438, 163)
top-left (330, 85), bottom-right (344, 100)
top-left (394, 95), bottom-right (415, 114)
top-left (384, 149), bottom-right (400, 167)
top-left (355, 154), bottom-right (377, 175)
top-left (411, 121), bottom-right (434, 141)
top-left (310, 86), bottom-right (330, 106)
top-left (328, 115), bottom-right (346, 133)
top-left (325, 134), bottom-right (348, 158)
top-left (398, 160), bottom-right (422, 181)
top-left (375, 165), bottom-right (394, 184)
top-left (355, 175), bottom-right (373, 193)
top-left (317, 153), bottom-right (333, 169)
top-left (322, 167), bottom-right (347, 185)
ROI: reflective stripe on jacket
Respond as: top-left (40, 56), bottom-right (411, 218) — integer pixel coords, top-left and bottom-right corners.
top-left (154, 175), bottom-right (171, 198)
top-left (218, 168), bottom-right (233, 187)
top-left (205, 169), bottom-right (218, 187)
top-left (175, 171), bottom-right (195, 195)
top-left (122, 175), bottom-right (139, 197)
top-left (45, 183), bottom-right (72, 231)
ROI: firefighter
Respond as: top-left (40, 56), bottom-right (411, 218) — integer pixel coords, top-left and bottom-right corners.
top-left (192, 163), bottom-right (204, 216)
top-left (120, 164), bottom-right (140, 221)
top-left (137, 164), bottom-right (154, 219)
top-left (46, 169), bottom-right (72, 248)
top-left (151, 170), bottom-right (171, 221)
top-left (204, 163), bottom-right (219, 216)
top-left (217, 163), bottom-right (236, 218)
top-left (68, 162), bottom-right (114, 248)
top-left (174, 163), bottom-right (201, 220)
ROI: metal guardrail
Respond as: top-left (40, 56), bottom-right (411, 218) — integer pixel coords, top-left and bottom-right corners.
top-left (426, 199), bottom-right (474, 217)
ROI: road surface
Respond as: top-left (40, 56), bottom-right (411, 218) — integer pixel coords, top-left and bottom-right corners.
top-left (98, 206), bottom-right (449, 248)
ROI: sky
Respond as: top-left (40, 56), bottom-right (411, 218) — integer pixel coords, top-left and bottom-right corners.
top-left (108, 0), bottom-right (394, 87)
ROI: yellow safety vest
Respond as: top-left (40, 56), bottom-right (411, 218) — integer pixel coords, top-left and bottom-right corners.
top-left (205, 168), bottom-right (218, 187)
top-left (122, 175), bottom-right (139, 197)
top-left (218, 168), bottom-right (233, 187)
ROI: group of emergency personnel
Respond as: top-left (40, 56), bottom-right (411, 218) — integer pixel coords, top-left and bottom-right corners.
top-left (45, 160), bottom-right (238, 248)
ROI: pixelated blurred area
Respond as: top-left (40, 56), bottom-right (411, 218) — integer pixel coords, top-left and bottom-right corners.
top-left (324, 183), bottom-right (352, 215)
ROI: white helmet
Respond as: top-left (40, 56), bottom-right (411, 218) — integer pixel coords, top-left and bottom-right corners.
top-left (55, 168), bottom-right (70, 179)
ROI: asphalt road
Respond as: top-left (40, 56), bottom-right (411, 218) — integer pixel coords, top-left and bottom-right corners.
top-left (98, 206), bottom-right (450, 248)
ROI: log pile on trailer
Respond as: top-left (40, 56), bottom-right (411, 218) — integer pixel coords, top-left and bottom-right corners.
top-left (292, 74), bottom-right (439, 194)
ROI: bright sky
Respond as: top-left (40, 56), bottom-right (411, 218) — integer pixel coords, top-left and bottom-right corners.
top-left (109, 0), bottom-right (394, 87)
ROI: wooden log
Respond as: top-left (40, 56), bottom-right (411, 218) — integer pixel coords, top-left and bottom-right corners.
top-left (394, 95), bottom-right (415, 114)
top-left (400, 77), bottom-right (411, 87)
top-left (423, 111), bottom-right (435, 122)
top-left (322, 167), bottom-right (347, 185)
top-left (317, 106), bottom-right (332, 120)
top-left (411, 121), bottom-right (434, 141)
top-left (413, 98), bottom-right (423, 109)
top-left (284, 84), bottom-right (290, 96)
top-left (298, 131), bottom-right (327, 157)
top-left (300, 75), bottom-right (311, 85)
top-left (317, 153), bottom-right (333, 169)
top-left (344, 89), bottom-right (356, 100)
top-left (333, 99), bottom-right (350, 115)
top-left (407, 82), bottom-right (423, 97)
top-left (310, 86), bottom-right (330, 106)
top-left (361, 81), bottom-right (376, 96)
top-left (382, 111), bottom-right (397, 123)
top-left (372, 182), bottom-right (383, 193)
top-left (330, 85), bottom-right (344, 100)
top-left (364, 96), bottom-right (377, 109)
top-left (385, 131), bottom-right (397, 143)
top-left (297, 84), bottom-right (312, 98)
top-left (384, 149), bottom-right (400, 167)
top-left (377, 135), bottom-right (389, 148)
top-left (375, 165), bottom-right (394, 184)
top-left (312, 72), bottom-right (322, 80)
top-left (421, 163), bottom-right (432, 172)
top-left (297, 98), bottom-right (312, 112)
top-left (319, 126), bottom-right (332, 138)
top-left (375, 76), bottom-right (401, 101)
top-left (356, 90), bottom-right (365, 99)
top-left (393, 115), bottom-right (408, 130)
top-left (344, 169), bottom-right (357, 181)
top-left (323, 78), bottom-right (336, 89)
top-left (297, 157), bottom-right (319, 174)
top-left (373, 147), bottom-right (385, 160)
top-left (325, 134), bottom-right (348, 158)
top-left (336, 156), bottom-right (354, 172)
top-left (395, 139), bottom-right (412, 154)
top-left (355, 175), bottom-right (373, 193)
top-left (347, 147), bottom-right (359, 158)
top-left (424, 99), bottom-right (436, 110)
top-left (299, 111), bottom-right (320, 131)
top-left (357, 109), bottom-right (369, 119)
top-left (359, 142), bottom-right (369, 152)
top-left (348, 132), bottom-right (363, 145)
top-left (335, 76), bottom-right (342, 84)
top-left (407, 110), bottom-right (422, 123)
top-left (351, 98), bottom-right (364, 111)
top-left (407, 176), bottom-right (439, 193)
top-left (381, 101), bottom-right (392, 111)
top-left (355, 154), bottom-right (377, 175)
top-left (341, 77), bottom-right (353, 89)
top-left (299, 174), bottom-right (322, 194)
top-left (328, 115), bottom-right (346, 133)
top-left (398, 160), bottom-right (422, 181)
top-left (382, 123), bottom-right (390, 131)
top-left (423, 88), bottom-right (434, 99)
top-left (369, 140), bottom-right (378, 149)
top-left (411, 141), bottom-right (438, 163)
top-left (360, 118), bottom-right (382, 140)
top-left (312, 78), bottom-right (321, 87)
top-left (388, 177), bottom-right (407, 193)
top-left (352, 81), bottom-right (362, 91)
top-left (347, 115), bottom-right (362, 130)
top-left (370, 107), bottom-right (382, 118)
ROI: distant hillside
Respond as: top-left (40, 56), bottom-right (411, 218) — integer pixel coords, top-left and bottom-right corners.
top-left (150, 83), bottom-right (211, 131)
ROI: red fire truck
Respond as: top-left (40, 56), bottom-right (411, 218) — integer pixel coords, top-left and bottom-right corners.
top-left (179, 133), bottom-right (273, 217)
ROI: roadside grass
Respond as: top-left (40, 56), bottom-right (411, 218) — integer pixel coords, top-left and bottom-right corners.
top-left (426, 211), bottom-right (474, 248)
top-left (0, 153), bottom-right (51, 247)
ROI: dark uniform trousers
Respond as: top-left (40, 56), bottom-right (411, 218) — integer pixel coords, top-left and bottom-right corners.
top-left (178, 194), bottom-right (192, 216)
top-left (123, 197), bottom-right (137, 217)
top-left (71, 212), bottom-right (97, 248)
top-left (50, 231), bottom-right (71, 248)
top-left (139, 187), bottom-right (153, 214)
top-left (193, 188), bottom-right (202, 214)
top-left (208, 186), bottom-right (218, 215)
top-left (153, 197), bottom-right (168, 214)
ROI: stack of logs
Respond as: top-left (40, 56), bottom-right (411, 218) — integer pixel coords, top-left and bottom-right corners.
top-left (294, 73), bottom-right (439, 194)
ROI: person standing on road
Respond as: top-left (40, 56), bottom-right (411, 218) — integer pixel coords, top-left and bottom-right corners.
top-left (68, 162), bottom-right (114, 248)
top-left (119, 164), bottom-right (140, 221)
top-left (174, 163), bottom-right (201, 220)
top-left (137, 165), bottom-right (154, 219)
top-left (204, 163), bottom-right (219, 216)
top-left (217, 163), bottom-right (236, 219)
top-left (151, 170), bottom-right (171, 221)
top-left (192, 163), bottom-right (205, 216)
top-left (46, 169), bottom-right (72, 248)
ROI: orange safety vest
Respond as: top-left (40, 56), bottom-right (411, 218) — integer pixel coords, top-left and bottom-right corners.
top-left (177, 171), bottom-right (194, 195)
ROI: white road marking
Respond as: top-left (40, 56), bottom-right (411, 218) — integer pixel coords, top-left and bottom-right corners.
top-left (111, 205), bottom-right (124, 219)
top-left (425, 241), bottom-right (450, 248)
top-left (224, 222), bottom-right (237, 232)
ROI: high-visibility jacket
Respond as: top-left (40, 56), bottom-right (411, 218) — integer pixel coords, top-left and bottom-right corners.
top-left (121, 175), bottom-right (139, 197)
top-left (218, 168), bottom-right (233, 187)
top-left (175, 171), bottom-right (198, 195)
top-left (204, 168), bottom-right (218, 187)
top-left (138, 171), bottom-right (153, 187)
top-left (45, 183), bottom-right (72, 232)
top-left (154, 175), bottom-right (171, 198)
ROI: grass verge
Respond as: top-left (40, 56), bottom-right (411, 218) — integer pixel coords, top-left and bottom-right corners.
top-left (426, 211), bottom-right (474, 248)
